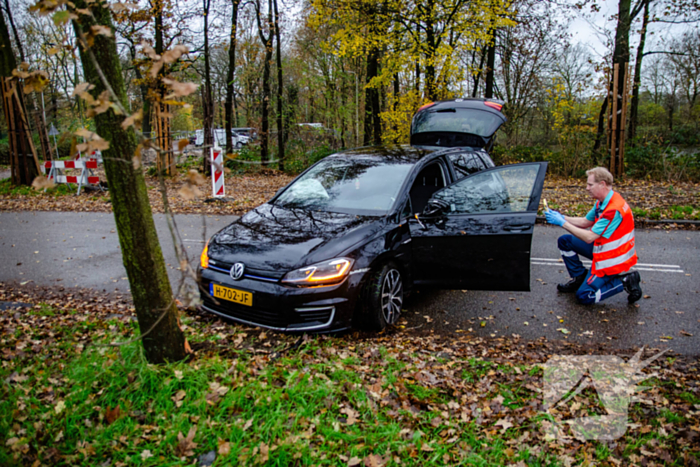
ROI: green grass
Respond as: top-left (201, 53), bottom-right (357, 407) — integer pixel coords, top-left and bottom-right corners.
top-left (3, 305), bottom-right (698, 466)
top-left (1, 310), bottom-right (551, 467)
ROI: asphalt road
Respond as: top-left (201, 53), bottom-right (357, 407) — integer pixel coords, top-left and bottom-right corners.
top-left (1, 211), bottom-right (698, 355)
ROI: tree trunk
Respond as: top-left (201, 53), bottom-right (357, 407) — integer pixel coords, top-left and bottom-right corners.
top-left (363, 49), bottom-right (382, 145)
top-left (484, 40), bottom-right (496, 99)
top-left (472, 47), bottom-right (487, 98)
top-left (2, 0), bottom-right (50, 162)
top-left (202, 0), bottom-right (214, 172)
top-left (153, 3), bottom-right (173, 175)
top-left (424, 0), bottom-right (436, 101)
top-left (628, 0), bottom-right (649, 142)
top-left (0, 9), bottom-right (39, 185)
top-left (224, 0), bottom-right (240, 156)
top-left (363, 52), bottom-right (374, 145)
top-left (71, 0), bottom-right (188, 364)
top-left (273, 0), bottom-right (284, 170)
top-left (608, 0), bottom-right (637, 176)
top-left (255, 0), bottom-right (273, 164)
top-left (128, 43), bottom-right (151, 136)
top-left (593, 96), bottom-right (608, 154)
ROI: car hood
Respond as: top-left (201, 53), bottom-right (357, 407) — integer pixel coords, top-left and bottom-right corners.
top-left (209, 204), bottom-right (384, 276)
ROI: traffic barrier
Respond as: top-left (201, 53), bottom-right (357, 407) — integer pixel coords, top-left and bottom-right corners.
top-left (210, 146), bottom-right (225, 198)
top-left (74, 150), bottom-right (103, 163)
top-left (40, 159), bottom-right (103, 195)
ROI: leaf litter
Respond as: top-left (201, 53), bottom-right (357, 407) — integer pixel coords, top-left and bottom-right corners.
top-left (1, 282), bottom-right (699, 466)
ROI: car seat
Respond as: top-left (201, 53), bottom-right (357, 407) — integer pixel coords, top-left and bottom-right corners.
top-left (410, 163), bottom-right (446, 214)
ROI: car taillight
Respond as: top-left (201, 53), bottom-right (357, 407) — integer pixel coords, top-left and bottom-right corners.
top-left (484, 101), bottom-right (503, 111)
top-left (417, 102), bottom-right (435, 112)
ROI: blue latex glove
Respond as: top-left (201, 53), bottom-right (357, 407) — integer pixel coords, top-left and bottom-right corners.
top-left (546, 209), bottom-right (566, 227)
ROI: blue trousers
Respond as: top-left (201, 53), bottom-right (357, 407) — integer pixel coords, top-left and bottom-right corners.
top-left (557, 234), bottom-right (626, 305)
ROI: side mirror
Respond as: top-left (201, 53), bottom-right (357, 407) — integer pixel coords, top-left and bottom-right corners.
top-left (422, 198), bottom-right (450, 217)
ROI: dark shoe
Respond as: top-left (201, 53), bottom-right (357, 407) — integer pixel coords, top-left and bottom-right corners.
top-left (621, 271), bottom-right (642, 303)
top-left (557, 273), bottom-right (587, 293)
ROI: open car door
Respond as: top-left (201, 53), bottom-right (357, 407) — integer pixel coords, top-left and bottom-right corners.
top-left (409, 162), bottom-right (547, 291)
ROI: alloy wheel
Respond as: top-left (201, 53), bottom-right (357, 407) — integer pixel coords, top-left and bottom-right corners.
top-left (381, 269), bottom-right (403, 324)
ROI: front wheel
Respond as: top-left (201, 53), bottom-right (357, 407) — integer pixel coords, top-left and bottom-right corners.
top-left (361, 263), bottom-right (403, 331)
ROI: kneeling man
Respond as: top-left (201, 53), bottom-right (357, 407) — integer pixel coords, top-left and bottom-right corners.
top-left (545, 167), bottom-right (642, 304)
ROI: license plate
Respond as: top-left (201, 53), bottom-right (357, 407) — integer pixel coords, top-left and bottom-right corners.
top-left (210, 283), bottom-right (253, 306)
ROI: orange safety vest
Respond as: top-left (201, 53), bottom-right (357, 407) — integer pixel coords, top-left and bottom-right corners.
top-left (591, 192), bottom-right (638, 277)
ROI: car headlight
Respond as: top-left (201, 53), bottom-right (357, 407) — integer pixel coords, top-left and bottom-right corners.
top-left (200, 240), bottom-right (209, 269)
top-left (281, 258), bottom-right (353, 286)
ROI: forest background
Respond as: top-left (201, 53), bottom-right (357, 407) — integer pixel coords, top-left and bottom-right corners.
top-left (1, 0), bottom-right (699, 181)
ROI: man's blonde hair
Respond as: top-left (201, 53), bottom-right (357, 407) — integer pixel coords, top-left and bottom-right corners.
top-left (586, 167), bottom-right (613, 186)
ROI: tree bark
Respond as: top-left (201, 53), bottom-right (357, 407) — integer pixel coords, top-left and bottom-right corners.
top-left (472, 47), bottom-right (487, 98)
top-left (273, 0), bottom-right (284, 170)
top-left (484, 40), bottom-right (496, 99)
top-left (629, 0), bottom-right (649, 142)
top-left (255, 0), bottom-right (273, 164)
top-left (3, 2), bottom-right (50, 162)
top-left (202, 0), bottom-right (214, 172)
top-left (424, 0), bottom-right (437, 100)
top-left (153, 1), bottom-right (173, 175)
top-left (593, 96), bottom-right (608, 154)
top-left (607, 0), bottom-right (644, 176)
top-left (224, 0), bottom-right (240, 156)
top-left (71, 0), bottom-right (188, 363)
top-left (0, 9), bottom-right (39, 185)
top-left (363, 48), bottom-right (381, 145)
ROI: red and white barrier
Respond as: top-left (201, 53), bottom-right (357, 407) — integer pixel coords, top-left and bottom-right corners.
top-left (41, 160), bottom-right (102, 195)
top-left (74, 150), bottom-right (103, 162)
top-left (210, 146), bottom-right (225, 198)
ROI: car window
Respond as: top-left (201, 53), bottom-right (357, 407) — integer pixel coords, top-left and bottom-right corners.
top-left (274, 157), bottom-right (413, 215)
top-left (409, 161), bottom-right (447, 214)
top-left (432, 164), bottom-right (541, 214)
top-left (449, 153), bottom-right (484, 180)
top-left (412, 108), bottom-right (503, 138)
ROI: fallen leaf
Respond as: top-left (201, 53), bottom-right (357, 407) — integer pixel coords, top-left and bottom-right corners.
top-left (104, 406), bottom-right (121, 425)
top-left (341, 406), bottom-right (359, 425)
top-left (494, 419), bottom-right (514, 432)
top-left (176, 425), bottom-right (197, 457)
top-left (172, 389), bottom-right (186, 407)
top-left (217, 439), bottom-right (230, 456)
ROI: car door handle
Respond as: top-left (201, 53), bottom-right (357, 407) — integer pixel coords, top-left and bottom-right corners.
top-left (503, 224), bottom-right (530, 232)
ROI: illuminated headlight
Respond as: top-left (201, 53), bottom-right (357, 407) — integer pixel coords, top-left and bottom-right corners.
top-left (281, 258), bottom-right (353, 286)
top-left (200, 240), bottom-right (209, 269)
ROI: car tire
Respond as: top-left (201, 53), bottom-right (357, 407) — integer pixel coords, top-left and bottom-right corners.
top-left (235, 142), bottom-right (243, 149)
top-left (361, 262), bottom-right (403, 331)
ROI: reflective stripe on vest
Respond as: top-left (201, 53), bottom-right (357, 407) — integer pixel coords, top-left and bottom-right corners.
top-left (593, 231), bottom-right (635, 254)
top-left (591, 192), bottom-right (638, 277)
top-left (595, 246), bottom-right (637, 270)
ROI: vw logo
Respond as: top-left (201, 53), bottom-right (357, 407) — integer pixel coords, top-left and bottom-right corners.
top-left (230, 263), bottom-right (245, 280)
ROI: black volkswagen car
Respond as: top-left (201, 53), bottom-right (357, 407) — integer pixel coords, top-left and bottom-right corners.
top-left (198, 143), bottom-right (548, 332)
